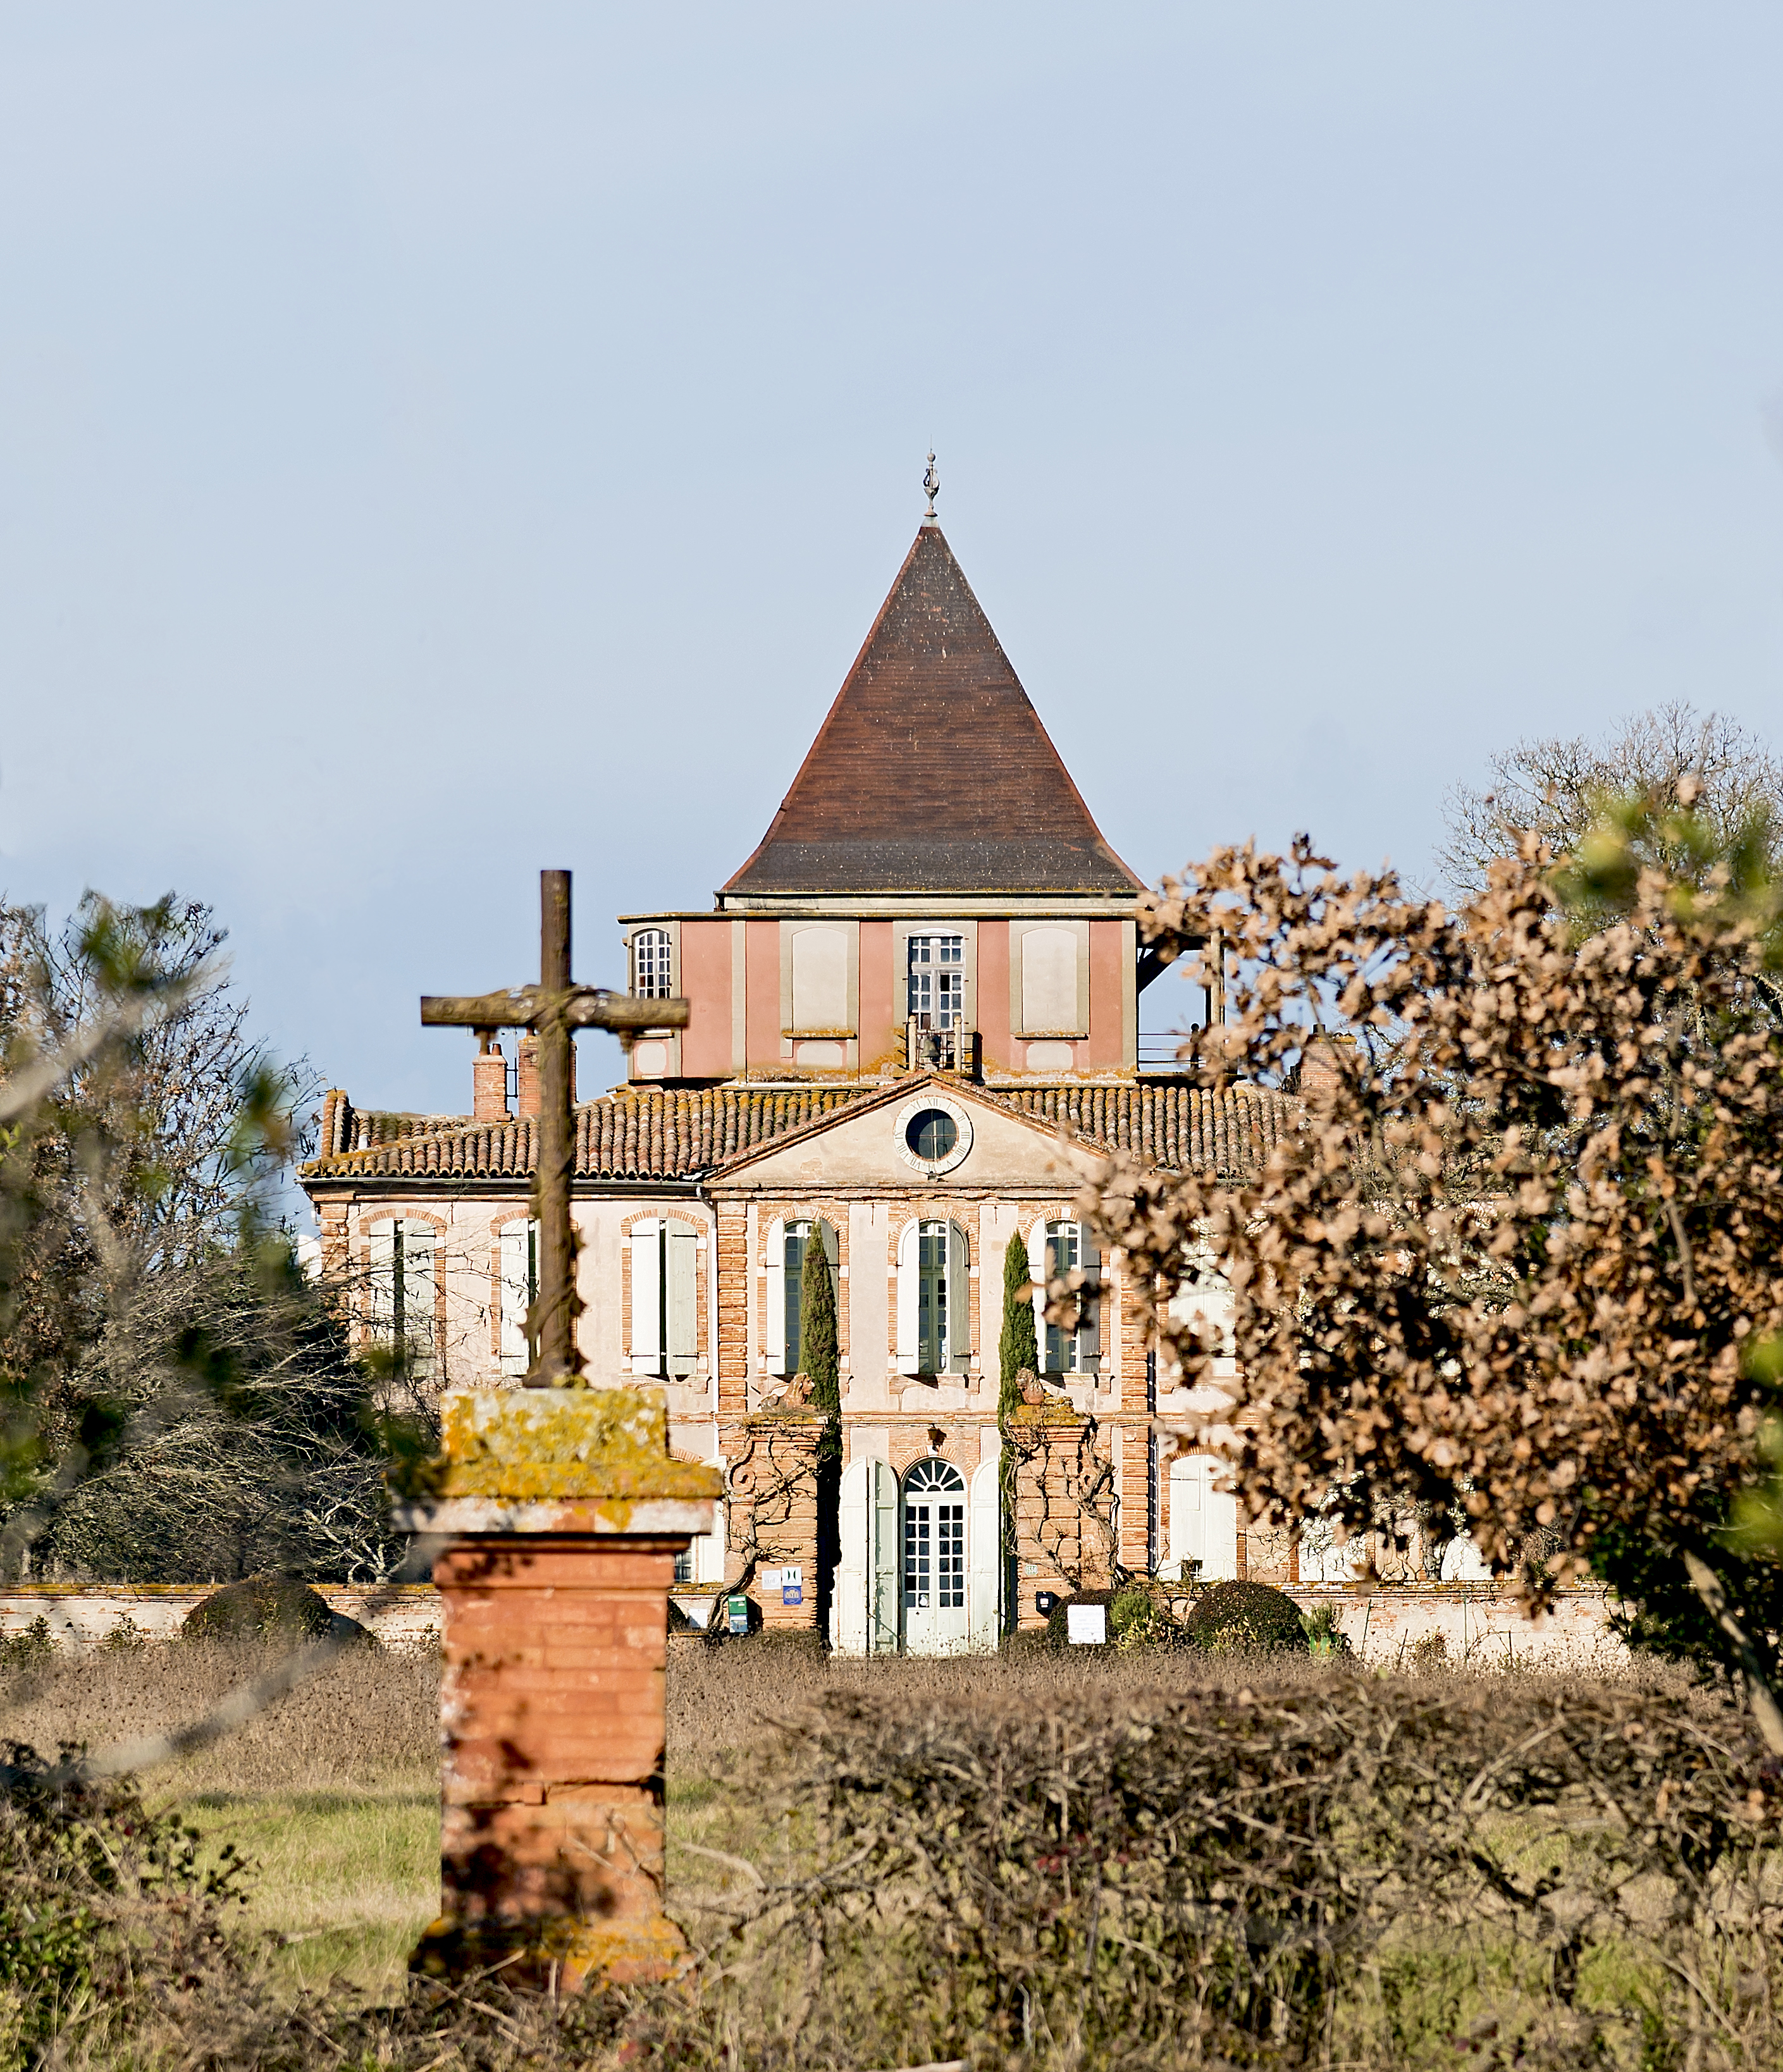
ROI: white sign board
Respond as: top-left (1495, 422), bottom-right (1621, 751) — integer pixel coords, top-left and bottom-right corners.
top-left (1066, 1603), bottom-right (1107, 1646)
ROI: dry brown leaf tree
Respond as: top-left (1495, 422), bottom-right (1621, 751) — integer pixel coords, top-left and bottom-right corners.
top-left (1085, 788), bottom-right (1783, 1750)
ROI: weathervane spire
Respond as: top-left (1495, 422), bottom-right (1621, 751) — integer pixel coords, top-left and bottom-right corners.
top-left (922, 449), bottom-right (940, 524)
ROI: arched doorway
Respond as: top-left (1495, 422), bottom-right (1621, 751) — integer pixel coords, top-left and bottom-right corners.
top-left (902, 1458), bottom-right (969, 1654)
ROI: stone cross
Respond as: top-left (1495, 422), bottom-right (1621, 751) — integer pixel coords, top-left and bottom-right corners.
top-left (404, 869), bottom-right (715, 1989)
top-left (421, 868), bottom-right (687, 1384)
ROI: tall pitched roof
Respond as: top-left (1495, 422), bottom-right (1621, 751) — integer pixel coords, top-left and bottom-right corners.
top-left (723, 525), bottom-right (1144, 898)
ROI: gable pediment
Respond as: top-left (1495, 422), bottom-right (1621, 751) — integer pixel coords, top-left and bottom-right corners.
top-left (712, 1080), bottom-right (1107, 1194)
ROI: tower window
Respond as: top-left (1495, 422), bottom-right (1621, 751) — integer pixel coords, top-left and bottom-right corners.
top-left (907, 935), bottom-right (964, 1028)
top-left (632, 928), bottom-right (673, 999)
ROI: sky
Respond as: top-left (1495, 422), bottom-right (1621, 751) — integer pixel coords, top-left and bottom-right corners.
top-left (3, 4), bottom-right (1782, 1135)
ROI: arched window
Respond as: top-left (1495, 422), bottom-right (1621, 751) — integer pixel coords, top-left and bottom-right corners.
top-left (903, 1458), bottom-right (966, 1614)
top-left (497, 1218), bottom-right (540, 1377)
top-left (367, 1217), bottom-right (436, 1381)
top-left (1027, 1219), bottom-right (1102, 1376)
top-left (631, 928), bottom-right (673, 999)
top-left (895, 1219), bottom-right (970, 1376)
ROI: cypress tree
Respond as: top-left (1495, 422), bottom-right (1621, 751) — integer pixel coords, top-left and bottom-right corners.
top-left (800, 1230), bottom-right (842, 1642)
top-left (799, 1231), bottom-right (840, 1432)
top-left (997, 1228), bottom-right (1039, 1637)
top-left (999, 1226), bottom-right (1039, 1417)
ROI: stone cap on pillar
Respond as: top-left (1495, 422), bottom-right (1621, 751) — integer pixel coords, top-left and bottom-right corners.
top-left (393, 1386), bottom-right (721, 1538)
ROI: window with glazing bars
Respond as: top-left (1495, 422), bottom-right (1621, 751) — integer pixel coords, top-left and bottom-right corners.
top-left (906, 935), bottom-right (964, 1028)
top-left (632, 928), bottom-right (673, 998)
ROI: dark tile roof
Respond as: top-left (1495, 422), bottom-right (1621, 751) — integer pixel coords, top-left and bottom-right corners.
top-left (723, 526), bottom-right (1145, 898)
top-left (305, 1080), bottom-right (1292, 1185)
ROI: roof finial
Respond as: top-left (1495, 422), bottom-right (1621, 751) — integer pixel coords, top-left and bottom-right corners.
top-left (922, 449), bottom-right (940, 524)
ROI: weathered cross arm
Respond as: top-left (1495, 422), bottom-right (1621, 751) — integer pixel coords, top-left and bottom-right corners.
top-left (421, 989), bottom-right (689, 1033)
top-left (419, 870), bottom-right (691, 1387)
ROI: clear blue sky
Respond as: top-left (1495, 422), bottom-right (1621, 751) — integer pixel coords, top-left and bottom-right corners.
top-left (3, 4), bottom-right (1780, 1125)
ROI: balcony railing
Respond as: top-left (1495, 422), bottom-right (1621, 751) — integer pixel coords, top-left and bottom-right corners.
top-left (1137, 1033), bottom-right (1200, 1073)
top-left (906, 1017), bottom-right (978, 1076)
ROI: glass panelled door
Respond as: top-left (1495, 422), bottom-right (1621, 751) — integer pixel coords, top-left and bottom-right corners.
top-left (906, 935), bottom-right (964, 1029)
top-left (902, 1458), bottom-right (969, 1653)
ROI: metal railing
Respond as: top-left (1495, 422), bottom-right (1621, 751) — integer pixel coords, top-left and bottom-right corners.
top-left (1137, 1033), bottom-right (1200, 1072)
top-left (906, 1017), bottom-right (977, 1075)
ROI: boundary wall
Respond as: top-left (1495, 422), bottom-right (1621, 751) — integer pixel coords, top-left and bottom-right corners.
top-left (1, 1582), bottom-right (1620, 1667)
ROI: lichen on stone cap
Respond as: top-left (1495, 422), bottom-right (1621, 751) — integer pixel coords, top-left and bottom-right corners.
top-left (411, 1386), bottom-right (723, 1503)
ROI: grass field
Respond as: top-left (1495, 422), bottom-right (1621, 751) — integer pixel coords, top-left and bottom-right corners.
top-left (1, 1636), bottom-right (1775, 2068)
top-left (0, 1636), bottom-right (1380, 2001)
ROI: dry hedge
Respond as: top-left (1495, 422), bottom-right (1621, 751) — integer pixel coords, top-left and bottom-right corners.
top-left (3, 1650), bottom-right (1781, 2070)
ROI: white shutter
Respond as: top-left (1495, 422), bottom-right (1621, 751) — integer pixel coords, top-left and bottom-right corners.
top-left (1204, 1468), bottom-right (1239, 1582)
top-left (870, 1458), bottom-right (899, 1652)
top-left (401, 1220), bottom-right (437, 1379)
top-left (367, 1219), bottom-right (396, 1343)
top-left (836, 1457), bottom-right (870, 1656)
top-left (1077, 1233), bottom-right (1102, 1373)
top-left (968, 1454), bottom-right (1001, 1652)
top-left (763, 1218), bottom-right (787, 1374)
top-left (665, 1219), bottom-right (699, 1379)
top-left (498, 1221), bottom-right (531, 1377)
top-left (1170, 1455), bottom-right (1240, 1581)
top-left (946, 1221), bottom-right (970, 1373)
top-left (1028, 1219), bottom-right (1049, 1374)
top-left (630, 1220), bottom-right (662, 1376)
top-left (894, 1221), bottom-right (921, 1377)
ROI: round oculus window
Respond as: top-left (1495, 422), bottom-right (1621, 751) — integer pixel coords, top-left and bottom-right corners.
top-left (895, 1094), bottom-right (972, 1176)
top-left (905, 1109), bottom-right (957, 1161)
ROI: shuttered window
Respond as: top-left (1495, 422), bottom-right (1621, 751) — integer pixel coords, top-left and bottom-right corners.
top-left (497, 1219), bottom-right (540, 1378)
top-left (1030, 1219), bottom-right (1102, 1376)
top-left (629, 1219), bottom-right (700, 1378)
top-left (367, 1218), bottom-right (437, 1381)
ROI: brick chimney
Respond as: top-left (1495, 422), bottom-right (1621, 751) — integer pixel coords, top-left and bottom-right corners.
top-left (473, 1041), bottom-right (510, 1121)
top-left (1297, 1033), bottom-right (1355, 1106)
top-left (515, 1035), bottom-right (575, 1118)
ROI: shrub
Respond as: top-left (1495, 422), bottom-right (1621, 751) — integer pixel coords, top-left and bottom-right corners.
top-left (0, 1618), bottom-right (56, 1675)
top-left (181, 1575), bottom-right (375, 1650)
top-left (0, 1739), bottom-right (252, 2064)
top-left (1300, 1601), bottom-right (1352, 1656)
top-left (1182, 1579), bottom-right (1309, 1654)
top-left (1042, 1586), bottom-right (1182, 1651)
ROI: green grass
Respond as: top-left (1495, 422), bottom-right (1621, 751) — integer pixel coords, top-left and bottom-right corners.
top-left (172, 1784), bottom-right (440, 1997)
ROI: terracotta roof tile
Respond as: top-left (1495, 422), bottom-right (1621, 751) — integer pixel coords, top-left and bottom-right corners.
top-left (304, 1080), bottom-right (1292, 1185)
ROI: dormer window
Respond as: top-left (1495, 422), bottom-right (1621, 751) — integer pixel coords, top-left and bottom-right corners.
top-left (907, 934), bottom-right (963, 1029)
top-left (631, 928), bottom-right (673, 999)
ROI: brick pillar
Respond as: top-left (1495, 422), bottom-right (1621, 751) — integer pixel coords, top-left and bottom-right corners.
top-left (473, 1042), bottom-right (510, 1121)
top-left (1004, 1396), bottom-right (1111, 1627)
top-left (719, 1407), bottom-right (825, 1631)
top-left (395, 1386), bottom-right (720, 1987)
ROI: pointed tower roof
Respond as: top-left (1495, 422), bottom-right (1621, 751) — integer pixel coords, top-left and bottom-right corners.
top-left (723, 525), bottom-right (1144, 899)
